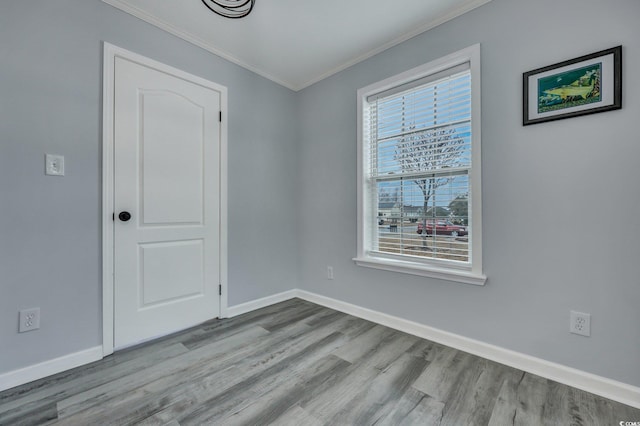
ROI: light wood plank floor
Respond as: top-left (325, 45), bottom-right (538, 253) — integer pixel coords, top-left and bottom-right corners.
top-left (1, 299), bottom-right (638, 425)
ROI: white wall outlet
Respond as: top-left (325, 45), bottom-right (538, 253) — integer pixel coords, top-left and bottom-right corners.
top-left (45, 154), bottom-right (65, 176)
top-left (19, 308), bottom-right (41, 333)
top-left (327, 266), bottom-right (334, 280)
top-left (570, 311), bottom-right (591, 337)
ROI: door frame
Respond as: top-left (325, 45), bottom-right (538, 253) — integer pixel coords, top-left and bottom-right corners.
top-left (101, 42), bottom-right (228, 356)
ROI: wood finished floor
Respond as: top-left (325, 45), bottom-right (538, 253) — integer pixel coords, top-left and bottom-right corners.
top-left (1, 299), bottom-right (638, 425)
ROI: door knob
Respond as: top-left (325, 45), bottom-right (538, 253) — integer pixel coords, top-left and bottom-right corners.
top-left (118, 211), bottom-right (132, 222)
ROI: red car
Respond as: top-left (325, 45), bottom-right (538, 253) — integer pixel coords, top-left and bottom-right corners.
top-left (417, 220), bottom-right (467, 237)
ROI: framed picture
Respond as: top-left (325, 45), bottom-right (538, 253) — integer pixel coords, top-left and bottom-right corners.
top-left (523, 46), bottom-right (622, 126)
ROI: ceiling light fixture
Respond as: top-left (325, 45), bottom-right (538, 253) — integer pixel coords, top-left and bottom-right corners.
top-left (201, 0), bottom-right (255, 19)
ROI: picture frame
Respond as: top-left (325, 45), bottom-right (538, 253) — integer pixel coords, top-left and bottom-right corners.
top-left (523, 46), bottom-right (622, 126)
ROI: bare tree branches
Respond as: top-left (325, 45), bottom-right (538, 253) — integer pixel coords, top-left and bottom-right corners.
top-left (394, 127), bottom-right (466, 247)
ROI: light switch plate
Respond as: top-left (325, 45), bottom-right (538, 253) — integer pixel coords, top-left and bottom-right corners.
top-left (45, 154), bottom-right (65, 176)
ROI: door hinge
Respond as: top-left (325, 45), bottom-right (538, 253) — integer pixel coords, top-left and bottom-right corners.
top-left (219, 111), bottom-right (222, 122)
top-left (219, 284), bottom-right (222, 295)
top-left (112, 212), bottom-right (115, 221)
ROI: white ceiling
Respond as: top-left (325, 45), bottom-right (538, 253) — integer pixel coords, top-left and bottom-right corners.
top-left (102, 0), bottom-right (492, 91)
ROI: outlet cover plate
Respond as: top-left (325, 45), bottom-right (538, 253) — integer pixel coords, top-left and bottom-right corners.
top-left (570, 311), bottom-right (590, 337)
top-left (45, 154), bottom-right (65, 176)
top-left (19, 308), bottom-right (41, 333)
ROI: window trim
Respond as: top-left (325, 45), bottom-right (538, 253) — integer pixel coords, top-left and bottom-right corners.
top-left (354, 44), bottom-right (485, 285)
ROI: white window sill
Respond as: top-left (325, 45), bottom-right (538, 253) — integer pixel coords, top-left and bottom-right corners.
top-left (353, 256), bottom-right (486, 286)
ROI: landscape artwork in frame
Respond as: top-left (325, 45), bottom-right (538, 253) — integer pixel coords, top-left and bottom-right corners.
top-left (523, 46), bottom-right (621, 125)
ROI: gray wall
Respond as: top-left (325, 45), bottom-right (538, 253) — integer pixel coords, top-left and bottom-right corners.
top-left (296, 0), bottom-right (640, 387)
top-left (0, 0), bottom-right (299, 374)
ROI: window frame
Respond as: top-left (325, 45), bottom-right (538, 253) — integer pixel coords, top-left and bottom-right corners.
top-left (354, 44), bottom-right (485, 285)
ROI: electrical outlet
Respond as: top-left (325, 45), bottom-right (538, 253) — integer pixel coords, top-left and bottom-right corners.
top-left (327, 266), bottom-right (334, 280)
top-left (19, 308), bottom-right (40, 333)
top-left (45, 154), bottom-right (65, 176)
top-left (570, 311), bottom-right (590, 337)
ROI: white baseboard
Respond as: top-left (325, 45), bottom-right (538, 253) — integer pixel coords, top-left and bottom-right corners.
top-left (0, 290), bottom-right (296, 394)
top-left (3, 291), bottom-right (638, 409)
top-left (225, 289), bottom-right (298, 318)
top-left (294, 290), bottom-right (640, 409)
top-left (0, 346), bottom-right (103, 393)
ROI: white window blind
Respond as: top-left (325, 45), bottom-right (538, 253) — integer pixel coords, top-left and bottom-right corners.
top-left (366, 66), bottom-right (472, 266)
top-left (356, 45), bottom-right (483, 283)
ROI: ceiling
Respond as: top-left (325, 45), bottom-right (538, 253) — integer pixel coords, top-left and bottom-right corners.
top-left (102, 0), bottom-right (492, 91)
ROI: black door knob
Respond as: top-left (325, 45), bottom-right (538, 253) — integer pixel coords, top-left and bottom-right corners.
top-left (118, 211), bottom-right (132, 222)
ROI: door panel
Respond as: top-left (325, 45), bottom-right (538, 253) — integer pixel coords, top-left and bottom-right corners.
top-left (139, 240), bottom-right (204, 307)
top-left (141, 91), bottom-right (205, 225)
top-left (113, 56), bottom-right (220, 349)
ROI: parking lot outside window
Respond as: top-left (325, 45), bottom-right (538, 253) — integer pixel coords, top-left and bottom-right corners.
top-left (354, 45), bottom-right (485, 285)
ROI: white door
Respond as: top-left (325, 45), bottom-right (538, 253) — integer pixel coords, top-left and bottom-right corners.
top-left (113, 56), bottom-right (221, 349)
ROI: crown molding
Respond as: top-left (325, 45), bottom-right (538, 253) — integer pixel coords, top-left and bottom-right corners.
top-left (102, 0), bottom-right (493, 91)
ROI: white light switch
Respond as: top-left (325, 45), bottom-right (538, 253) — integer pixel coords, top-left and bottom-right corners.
top-left (45, 154), bottom-right (65, 176)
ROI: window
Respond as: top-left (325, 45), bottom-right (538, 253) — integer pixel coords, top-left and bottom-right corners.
top-left (355, 45), bottom-right (485, 285)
